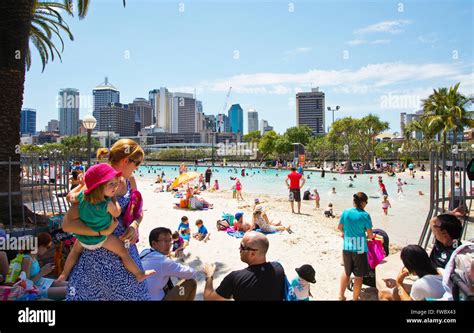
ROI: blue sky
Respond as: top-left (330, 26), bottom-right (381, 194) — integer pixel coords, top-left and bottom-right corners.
top-left (24, 0), bottom-right (473, 134)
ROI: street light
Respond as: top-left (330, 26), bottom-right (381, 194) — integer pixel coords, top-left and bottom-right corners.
top-left (327, 105), bottom-right (340, 169)
top-left (108, 125), bottom-right (112, 149)
top-left (211, 131), bottom-right (216, 167)
top-left (82, 114), bottom-right (97, 169)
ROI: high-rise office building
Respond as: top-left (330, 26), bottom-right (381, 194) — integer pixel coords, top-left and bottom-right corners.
top-left (247, 109), bottom-right (259, 133)
top-left (20, 108), bottom-right (36, 136)
top-left (171, 92), bottom-right (196, 133)
top-left (47, 119), bottom-right (59, 132)
top-left (149, 87), bottom-right (172, 131)
top-left (228, 104), bottom-right (243, 134)
top-left (93, 78), bottom-right (120, 130)
top-left (58, 88), bottom-right (80, 136)
top-left (128, 98), bottom-right (153, 130)
top-left (260, 119), bottom-right (273, 136)
top-left (216, 113), bottom-right (229, 133)
top-left (96, 102), bottom-right (135, 136)
top-left (296, 87), bottom-right (325, 135)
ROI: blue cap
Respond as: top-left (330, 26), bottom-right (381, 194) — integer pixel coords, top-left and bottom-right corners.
top-left (235, 212), bottom-right (244, 221)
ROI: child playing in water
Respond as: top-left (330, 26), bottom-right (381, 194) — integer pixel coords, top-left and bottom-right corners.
top-left (381, 195), bottom-right (391, 215)
top-left (397, 178), bottom-right (404, 194)
top-left (235, 179), bottom-right (244, 201)
top-left (324, 203), bottom-right (335, 218)
top-left (57, 164), bottom-right (155, 282)
top-left (313, 189), bottom-right (320, 209)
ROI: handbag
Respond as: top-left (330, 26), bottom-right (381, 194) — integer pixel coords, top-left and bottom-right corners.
top-left (367, 239), bottom-right (385, 269)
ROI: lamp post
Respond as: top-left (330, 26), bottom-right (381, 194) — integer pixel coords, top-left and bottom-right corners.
top-left (108, 125), bottom-right (112, 149)
top-left (211, 131), bottom-right (215, 167)
top-left (327, 105), bottom-right (340, 169)
top-left (82, 114), bottom-right (97, 169)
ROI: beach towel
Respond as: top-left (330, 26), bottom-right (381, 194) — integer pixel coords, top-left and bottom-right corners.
top-left (226, 228), bottom-right (279, 239)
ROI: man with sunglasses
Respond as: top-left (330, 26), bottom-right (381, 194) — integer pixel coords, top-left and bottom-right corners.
top-left (203, 232), bottom-right (287, 300)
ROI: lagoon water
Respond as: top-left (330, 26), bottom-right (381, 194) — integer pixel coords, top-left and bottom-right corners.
top-left (137, 165), bottom-right (433, 246)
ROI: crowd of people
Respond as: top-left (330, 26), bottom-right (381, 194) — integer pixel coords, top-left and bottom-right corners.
top-left (2, 140), bottom-right (471, 302)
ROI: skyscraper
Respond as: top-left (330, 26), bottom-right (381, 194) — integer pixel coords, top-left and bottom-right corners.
top-left (296, 87), bottom-right (325, 135)
top-left (96, 103), bottom-right (135, 136)
top-left (20, 108), bottom-right (36, 136)
top-left (247, 109), bottom-right (259, 133)
top-left (128, 98), bottom-right (153, 130)
top-left (260, 119), bottom-right (273, 136)
top-left (149, 87), bottom-right (172, 131)
top-left (47, 119), bottom-right (59, 132)
top-left (93, 78), bottom-right (120, 130)
top-left (228, 104), bottom-right (243, 134)
top-left (58, 88), bottom-right (80, 136)
top-left (171, 92), bottom-right (196, 133)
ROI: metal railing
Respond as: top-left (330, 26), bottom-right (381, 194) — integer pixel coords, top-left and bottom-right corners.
top-left (1, 154), bottom-right (71, 236)
top-left (418, 150), bottom-right (474, 248)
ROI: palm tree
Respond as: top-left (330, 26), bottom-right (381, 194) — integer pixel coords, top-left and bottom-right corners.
top-left (422, 83), bottom-right (473, 150)
top-left (0, 0), bottom-right (122, 225)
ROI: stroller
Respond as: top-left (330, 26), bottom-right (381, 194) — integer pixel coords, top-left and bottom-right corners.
top-left (348, 229), bottom-right (389, 291)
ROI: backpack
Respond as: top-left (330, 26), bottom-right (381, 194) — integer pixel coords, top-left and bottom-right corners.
top-left (216, 220), bottom-right (230, 231)
top-left (5, 254), bottom-right (25, 285)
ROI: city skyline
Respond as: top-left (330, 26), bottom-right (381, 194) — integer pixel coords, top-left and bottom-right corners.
top-left (23, 1), bottom-right (473, 134)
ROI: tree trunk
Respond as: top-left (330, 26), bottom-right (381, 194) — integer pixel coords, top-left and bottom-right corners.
top-left (0, 0), bottom-right (34, 225)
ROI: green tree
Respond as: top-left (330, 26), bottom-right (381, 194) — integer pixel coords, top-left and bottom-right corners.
top-left (327, 117), bottom-right (358, 170)
top-left (61, 135), bottom-right (100, 160)
top-left (306, 136), bottom-right (331, 163)
top-left (284, 125), bottom-right (313, 146)
top-left (274, 135), bottom-right (293, 156)
top-left (258, 130), bottom-right (278, 162)
top-left (243, 130), bottom-right (262, 144)
top-left (422, 83), bottom-right (473, 150)
top-left (353, 114), bottom-right (389, 170)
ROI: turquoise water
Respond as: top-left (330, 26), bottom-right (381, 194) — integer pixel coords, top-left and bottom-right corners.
top-left (137, 165), bottom-right (432, 245)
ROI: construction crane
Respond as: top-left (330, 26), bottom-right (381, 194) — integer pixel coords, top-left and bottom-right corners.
top-left (218, 86), bottom-right (232, 133)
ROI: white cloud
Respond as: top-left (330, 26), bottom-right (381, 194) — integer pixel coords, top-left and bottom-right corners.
top-left (194, 62), bottom-right (472, 96)
top-left (354, 20), bottom-right (411, 35)
top-left (371, 39), bottom-right (391, 44)
top-left (418, 34), bottom-right (438, 44)
top-left (346, 39), bottom-right (367, 46)
top-left (282, 47), bottom-right (312, 61)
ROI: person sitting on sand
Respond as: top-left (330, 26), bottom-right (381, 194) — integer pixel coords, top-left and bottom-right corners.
top-left (381, 245), bottom-right (444, 301)
top-left (213, 179), bottom-right (219, 191)
top-left (252, 207), bottom-right (292, 234)
top-left (171, 231), bottom-right (185, 258)
top-left (178, 216), bottom-right (190, 233)
top-left (324, 203), bottom-right (335, 218)
top-left (140, 228), bottom-right (197, 300)
top-left (202, 232), bottom-right (287, 300)
top-left (193, 219), bottom-right (210, 242)
top-left (289, 264), bottom-right (316, 301)
top-left (234, 212), bottom-right (254, 232)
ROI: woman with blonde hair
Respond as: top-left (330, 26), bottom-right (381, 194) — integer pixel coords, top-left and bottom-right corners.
top-left (62, 139), bottom-right (151, 300)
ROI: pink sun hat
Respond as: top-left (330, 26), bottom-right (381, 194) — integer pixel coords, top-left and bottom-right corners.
top-left (84, 163), bottom-right (121, 195)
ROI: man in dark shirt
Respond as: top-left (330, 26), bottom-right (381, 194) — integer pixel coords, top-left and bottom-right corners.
top-left (205, 167), bottom-right (212, 188)
top-left (429, 213), bottom-right (463, 269)
top-left (203, 232), bottom-right (286, 300)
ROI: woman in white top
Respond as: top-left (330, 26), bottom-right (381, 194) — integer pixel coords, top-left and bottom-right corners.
top-left (396, 245), bottom-right (445, 301)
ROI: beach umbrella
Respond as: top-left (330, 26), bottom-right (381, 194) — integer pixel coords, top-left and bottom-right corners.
top-left (169, 171), bottom-right (200, 190)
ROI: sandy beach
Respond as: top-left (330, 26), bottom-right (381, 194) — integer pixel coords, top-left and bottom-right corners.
top-left (134, 172), bottom-right (423, 300)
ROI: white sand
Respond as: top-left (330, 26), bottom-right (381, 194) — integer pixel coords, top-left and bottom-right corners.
top-left (134, 176), bottom-right (399, 300)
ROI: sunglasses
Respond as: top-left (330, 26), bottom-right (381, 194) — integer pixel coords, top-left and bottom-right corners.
top-left (239, 244), bottom-right (258, 252)
top-left (129, 158), bottom-right (142, 167)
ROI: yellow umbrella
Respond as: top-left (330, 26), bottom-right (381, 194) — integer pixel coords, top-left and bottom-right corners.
top-left (169, 172), bottom-right (201, 190)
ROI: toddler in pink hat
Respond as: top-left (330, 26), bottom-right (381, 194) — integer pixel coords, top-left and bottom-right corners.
top-left (57, 163), bottom-right (154, 282)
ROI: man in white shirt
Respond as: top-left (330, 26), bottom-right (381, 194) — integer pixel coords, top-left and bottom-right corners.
top-left (140, 227), bottom-right (197, 300)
